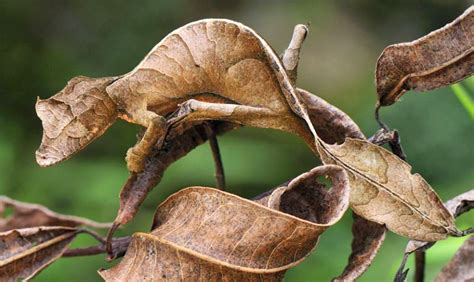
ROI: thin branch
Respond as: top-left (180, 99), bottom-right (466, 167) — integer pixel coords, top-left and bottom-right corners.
top-left (80, 228), bottom-right (107, 244)
top-left (63, 236), bottom-right (131, 258)
top-left (375, 103), bottom-right (389, 131)
top-left (205, 122), bottom-right (226, 190)
top-left (106, 222), bottom-right (121, 260)
top-left (388, 130), bottom-right (407, 161)
top-left (414, 251), bottom-right (425, 282)
top-left (395, 253), bottom-right (410, 282)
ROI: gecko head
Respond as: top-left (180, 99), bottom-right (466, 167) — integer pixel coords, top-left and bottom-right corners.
top-left (35, 76), bottom-right (119, 167)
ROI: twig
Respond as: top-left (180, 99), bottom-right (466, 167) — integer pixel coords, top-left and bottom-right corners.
top-left (375, 103), bottom-right (389, 131)
top-left (388, 130), bottom-right (407, 161)
top-left (414, 251), bottom-right (425, 282)
top-left (281, 24), bottom-right (308, 84)
top-left (394, 253), bottom-right (409, 282)
top-left (80, 228), bottom-right (107, 244)
top-left (106, 222), bottom-right (121, 260)
top-left (368, 128), bottom-right (407, 161)
top-left (204, 122), bottom-right (226, 190)
top-left (63, 236), bottom-right (131, 258)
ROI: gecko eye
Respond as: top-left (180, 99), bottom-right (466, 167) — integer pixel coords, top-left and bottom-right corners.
top-left (35, 76), bottom-right (118, 167)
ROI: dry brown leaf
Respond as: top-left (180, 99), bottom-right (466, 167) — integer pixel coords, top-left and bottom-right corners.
top-left (317, 138), bottom-right (460, 242)
top-left (0, 227), bottom-right (79, 281)
top-left (0, 196), bottom-right (111, 232)
top-left (445, 189), bottom-right (474, 218)
top-left (293, 89), bottom-right (389, 282)
top-left (394, 190), bottom-right (474, 282)
top-left (299, 89), bottom-right (387, 281)
top-left (435, 236), bottom-right (474, 282)
top-left (36, 76), bottom-right (118, 166)
top-left (332, 213), bottom-right (386, 282)
top-left (376, 6), bottom-right (474, 106)
top-left (99, 165), bottom-right (350, 281)
top-left (298, 88), bottom-right (364, 143)
top-left (405, 189), bottom-right (474, 254)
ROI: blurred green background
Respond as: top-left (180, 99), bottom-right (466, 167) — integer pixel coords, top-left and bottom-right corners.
top-left (1, 0), bottom-right (473, 281)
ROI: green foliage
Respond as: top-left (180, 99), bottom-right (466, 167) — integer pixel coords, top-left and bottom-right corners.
top-left (452, 77), bottom-right (474, 119)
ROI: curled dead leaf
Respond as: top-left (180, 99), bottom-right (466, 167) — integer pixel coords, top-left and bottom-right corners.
top-left (100, 165), bottom-right (350, 280)
top-left (0, 196), bottom-right (111, 232)
top-left (376, 6), bottom-right (474, 106)
top-left (0, 227), bottom-right (79, 281)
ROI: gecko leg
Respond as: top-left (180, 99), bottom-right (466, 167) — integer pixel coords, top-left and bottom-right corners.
top-left (167, 99), bottom-right (282, 131)
top-left (126, 112), bottom-right (169, 173)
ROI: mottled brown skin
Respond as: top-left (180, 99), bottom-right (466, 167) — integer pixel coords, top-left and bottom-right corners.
top-left (106, 19), bottom-right (315, 173)
top-left (36, 19), bottom-right (315, 174)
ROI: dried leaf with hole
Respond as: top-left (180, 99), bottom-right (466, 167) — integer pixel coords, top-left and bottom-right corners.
top-left (0, 196), bottom-right (111, 232)
top-left (99, 165), bottom-right (350, 281)
top-left (435, 236), bottom-right (474, 282)
top-left (0, 227), bottom-right (79, 281)
top-left (317, 138), bottom-right (460, 242)
top-left (376, 6), bottom-right (474, 106)
top-left (292, 89), bottom-right (388, 282)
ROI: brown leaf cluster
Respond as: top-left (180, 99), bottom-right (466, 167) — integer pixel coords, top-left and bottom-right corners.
top-left (0, 197), bottom-right (112, 281)
top-left (0, 227), bottom-right (79, 281)
top-left (25, 6), bottom-right (474, 281)
top-left (100, 165), bottom-right (350, 281)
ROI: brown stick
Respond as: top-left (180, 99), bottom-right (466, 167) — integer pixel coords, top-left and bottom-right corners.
top-left (205, 122), bottom-right (226, 190)
top-left (414, 251), bottom-right (425, 282)
top-left (64, 236), bottom-right (131, 258)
